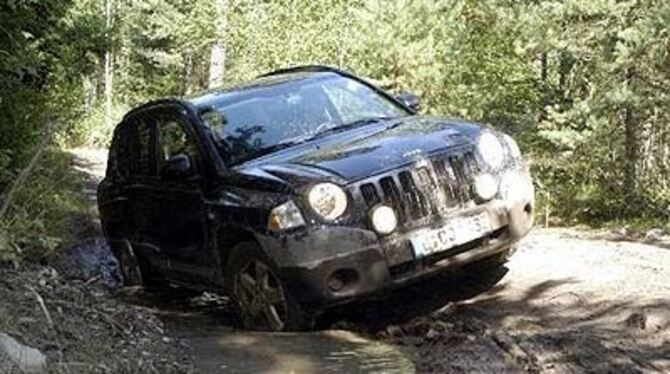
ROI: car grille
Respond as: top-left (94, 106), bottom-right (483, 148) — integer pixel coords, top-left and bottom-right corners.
top-left (357, 148), bottom-right (480, 228)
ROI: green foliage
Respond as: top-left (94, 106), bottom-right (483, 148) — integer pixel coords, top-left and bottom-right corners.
top-left (2, 0), bottom-right (670, 261)
top-left (0, 149), bottom-right (92, 262)
top-left (56, 104), bottom-right (127, 148)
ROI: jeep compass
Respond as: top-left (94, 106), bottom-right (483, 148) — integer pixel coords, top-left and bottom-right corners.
top-left (98, 65), bottom-right (535, 331)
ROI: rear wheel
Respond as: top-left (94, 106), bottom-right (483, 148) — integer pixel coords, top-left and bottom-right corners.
top-left (114, 240), bottom-right (167, 289)
top-left (135, 254), bottom-right (169, 290)
top-left (226, 242), bottom-right (313, 331)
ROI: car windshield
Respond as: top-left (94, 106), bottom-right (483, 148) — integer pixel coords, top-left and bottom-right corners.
top-left (197, 74), bottom-right (409, 165)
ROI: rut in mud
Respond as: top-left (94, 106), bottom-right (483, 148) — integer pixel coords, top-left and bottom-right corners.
top-left (72, 148), bottom-right (669, 373)
top-left (336, 229), bottom-right (670, 373)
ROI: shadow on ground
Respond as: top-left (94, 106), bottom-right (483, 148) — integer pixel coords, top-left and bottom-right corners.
top-left (343, 271), bottom-right (670, 373)
top-left (319, 267), bottom-right (508, 332)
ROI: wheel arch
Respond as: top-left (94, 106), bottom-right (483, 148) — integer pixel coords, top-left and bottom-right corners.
top-left (216, 225), bottom-right (263, 269)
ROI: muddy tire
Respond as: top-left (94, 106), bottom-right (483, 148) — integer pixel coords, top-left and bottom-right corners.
top-left (136, 254), bottom-right (169, 290)
top-left (114, 240), bottom-right (167, 289)
top-left (225, 242), bottom-right (314, 331)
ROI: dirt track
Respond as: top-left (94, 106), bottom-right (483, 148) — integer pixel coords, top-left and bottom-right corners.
top-left (74, 148), bottom-right (670, 373)
top-left (336, 229), bottom-right (670, 373)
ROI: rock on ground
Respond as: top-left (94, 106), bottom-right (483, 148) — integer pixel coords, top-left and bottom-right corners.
top-left (0, 332), bottom-right (46, 373)
top-left (0, 264), bottom-right (194, 373)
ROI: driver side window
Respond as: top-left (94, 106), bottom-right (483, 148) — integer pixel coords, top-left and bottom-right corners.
top-left (158, 115), bottom-right (200, 176)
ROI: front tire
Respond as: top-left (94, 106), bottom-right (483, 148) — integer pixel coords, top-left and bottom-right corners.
top-left (225, 242), bottom-right (313, 331)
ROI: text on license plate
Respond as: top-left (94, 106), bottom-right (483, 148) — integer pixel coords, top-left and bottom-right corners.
top-left (410, 213), bottom-right (491, 259)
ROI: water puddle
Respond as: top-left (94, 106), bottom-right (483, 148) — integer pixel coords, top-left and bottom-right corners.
top-left (57, 238), bottom-right (415, 373)
top-left (187, 330), bottom-right (414, 373)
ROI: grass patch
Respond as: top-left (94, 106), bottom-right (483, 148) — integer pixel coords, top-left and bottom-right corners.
top-left (0, 148), bottom-right (95, 262)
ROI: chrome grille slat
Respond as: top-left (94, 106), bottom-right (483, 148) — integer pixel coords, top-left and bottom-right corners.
top-left (360, 183), bottom-right (380, 206)
top-left (358, 149), bottom-right (480, 227)
top-left (398, 171), bottom-right (427, 219)
top-left (433, 159), bottom-right (459, 208)
top-left (379, 176), bottom-right (406, 222)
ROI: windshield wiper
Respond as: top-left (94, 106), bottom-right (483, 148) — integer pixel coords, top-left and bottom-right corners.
top-left (304, 116), bottom-right (396, 142)
top-left (231, 116), bottom-right (398, 164)
top-left (231, 140), bottom-right (304, 164)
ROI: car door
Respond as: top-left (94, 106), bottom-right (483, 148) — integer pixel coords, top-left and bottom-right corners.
top-left (98, 121), bottom-right (135, 245)
top-left (119, 115), bottom-right (161, 261)
top-left (139, 106), bottom-right (212, 281)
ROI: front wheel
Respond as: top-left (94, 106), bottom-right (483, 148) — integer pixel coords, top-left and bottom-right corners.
top-left (225, 242), bottom-right (313, 331)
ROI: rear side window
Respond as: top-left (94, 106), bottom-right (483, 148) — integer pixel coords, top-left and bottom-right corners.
top-left (109, 118), bottom-right (156, 178)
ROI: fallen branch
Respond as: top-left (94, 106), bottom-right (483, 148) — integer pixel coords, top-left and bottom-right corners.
top-left (27, 286), bottom-right (54, 328)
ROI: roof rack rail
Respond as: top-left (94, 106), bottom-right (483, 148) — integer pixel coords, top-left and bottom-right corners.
top-left (257, 65), bottom-right (349, 78)
top-left (122, 98), bottom-right (187, 120)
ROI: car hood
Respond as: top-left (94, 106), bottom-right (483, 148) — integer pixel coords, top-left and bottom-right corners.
top-left (233, 116), bottom-right (483, 188)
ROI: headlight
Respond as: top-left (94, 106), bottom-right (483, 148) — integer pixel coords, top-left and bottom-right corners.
top-left (370, 205), bottom-right (397, 235)
top-left (503, 134), bottom-right (522, 159)
top-left (268, 200), bottom-right (305, 231)
top-left (474, 173), bottom-right (498, 201)
top-left (308, 183), bottom-right (348, 220)
top-left (477, 132), bottom-right (505, 170)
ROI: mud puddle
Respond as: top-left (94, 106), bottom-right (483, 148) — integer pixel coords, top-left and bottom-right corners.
top-left (57, 238), bottom-right (415, 373)
top-left (119, 286), bottom-right (415, 373)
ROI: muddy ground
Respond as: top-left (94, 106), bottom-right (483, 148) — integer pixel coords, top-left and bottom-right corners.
top-left (133, 228), bottom-right (669, 373)
top-left (0, 149), bottom-right (194, 373)
top-left (342, 228), bottom-right (670, 373)
top-left (0, 264), bottom-right (194, 373)
top-left (7, 148), bottom-right (668, 373)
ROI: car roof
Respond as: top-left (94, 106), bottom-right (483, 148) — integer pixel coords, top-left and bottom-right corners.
top-left (187, 65), bottom-right (360, 110)
top-left (123, 65), bottom-right (406, 120)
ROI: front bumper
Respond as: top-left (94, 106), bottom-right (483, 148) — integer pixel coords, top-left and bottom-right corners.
top-left (256, 198), bottom-right (533, 307)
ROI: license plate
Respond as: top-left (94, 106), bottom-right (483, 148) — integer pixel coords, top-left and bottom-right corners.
top-left (410, 213), bottom-right (491, 258)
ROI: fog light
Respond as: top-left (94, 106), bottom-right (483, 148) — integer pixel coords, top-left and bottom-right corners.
top-left (474, 173), bottom-right (498, 201)
top-left (371, 205), bottom-right (397, 235)
top-left (327, 269), bottom-right (359, 292)
top-left (327, 276), bottom-right (344, 292)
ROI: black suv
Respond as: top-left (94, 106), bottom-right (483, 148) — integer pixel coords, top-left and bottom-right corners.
top-left (98, 66), bottom-right (534, 331)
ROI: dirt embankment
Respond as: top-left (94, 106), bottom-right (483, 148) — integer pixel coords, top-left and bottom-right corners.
top-left (0, 263), bottom-right (193, 373)
top-left (0, 149), bottom-right (194, 373)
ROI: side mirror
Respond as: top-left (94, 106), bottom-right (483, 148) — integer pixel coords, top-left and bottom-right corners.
top-left (395, 92), bottom-right (421, 113)
top-left (160, 154), bottom-right (193, 180)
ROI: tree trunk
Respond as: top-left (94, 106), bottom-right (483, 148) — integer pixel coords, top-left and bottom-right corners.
top-left (623, 67), bottom-right (639, 212)
top-left (208, 0), bottom-right (228, 89)
top-left (539, 52), bottom-right (548, 121)
top-left (558, 51), bottom-right (573, 101)
top-left (182, 54), bottom-right (193, 95)
top-left (104, 0), bottom-right (115, 129)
